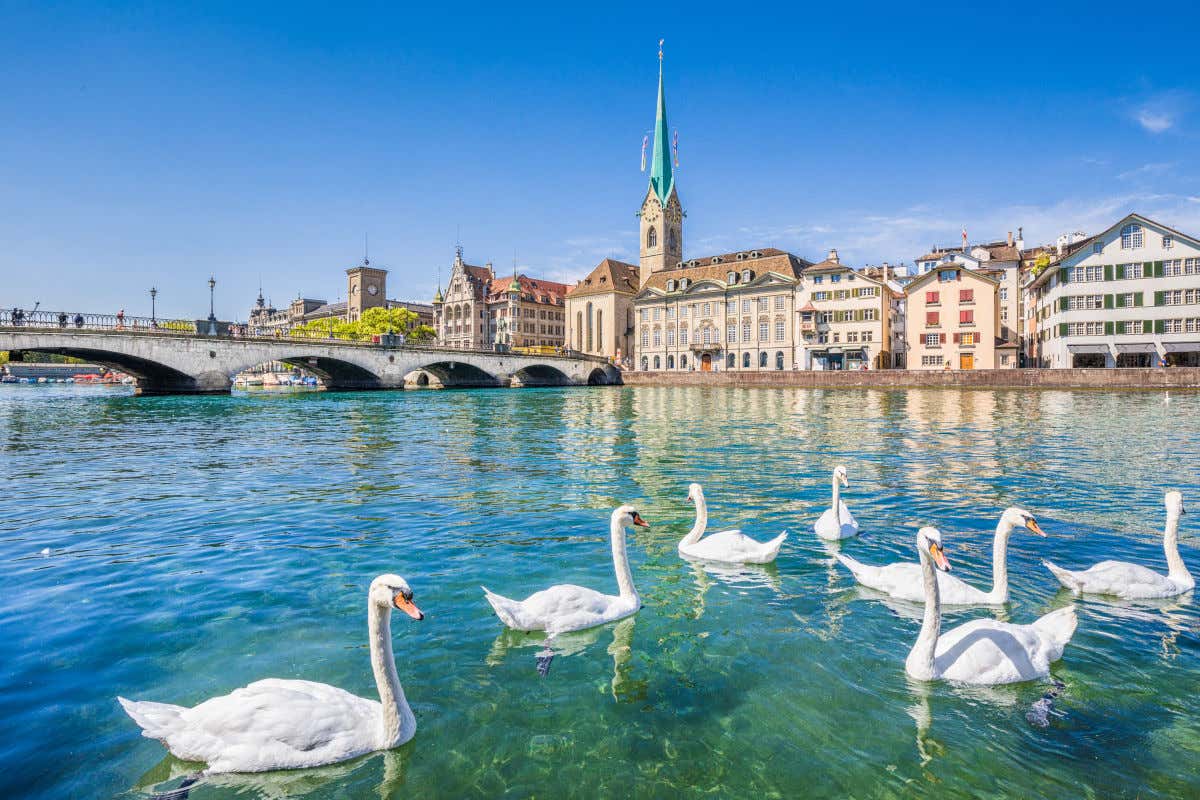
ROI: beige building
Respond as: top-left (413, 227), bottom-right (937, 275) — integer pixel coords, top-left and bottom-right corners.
top-left (564, 258), bottom-right (639, 361)
top-left (905, 264), bottom-right (1015, 369)
top-left (795, 249), bottom-right (902, 369)
top-left (432, 248), bottom-right (566, 350)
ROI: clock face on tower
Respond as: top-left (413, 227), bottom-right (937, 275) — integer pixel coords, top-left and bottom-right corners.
top-left (367, 284), bottom-right (379, 296)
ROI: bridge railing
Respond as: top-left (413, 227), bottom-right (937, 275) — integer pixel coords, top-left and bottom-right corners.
top-left (0, 309), bottom-right (197, 333)
top-left (0, 308), bottom-right (617, 365)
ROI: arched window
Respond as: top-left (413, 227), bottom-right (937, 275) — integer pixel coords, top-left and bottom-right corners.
top-left (1120, 223), bottom-right (1143, 250)
top-left (576, 311), bottom-right (583, 349)
top-left (759, 351), bottom-right (768, 368)
top-left (647, 226), bottom-right (658, 248)
top-left (727, 352), bottom-right (736, 368)
top-left (586, 302), bottom-right (594, 351)
top-left (668, 227), bottom-right (677, 251)
top-left (680, 354), bottom-right (688, 369)
top-left (667, 355), bottom-right (675, 369)
top-left (742, 352), bottom-right (751, 368)
top-left (653, 355), bottom-right (661, 370)
top-left (596, 310), bottom-right (603, 350)
top-left (776, 351), bottom-right (784, 370)
top-left (640, 356), bottom-right (649, 371)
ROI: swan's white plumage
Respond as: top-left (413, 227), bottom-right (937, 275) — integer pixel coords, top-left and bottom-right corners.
top-left (905, 527), bottom-right (1077, 686)
top-left (837, 508), bottom-right (1044, 605)
top-left (118, 574), bottom-right (419, 773)
top-left (1043, 491), bottom-right (1192, 600)
top-left (679, 484), bottom-right (786, 564)
top-left (482, 505), bottom-right (644, 635)
top-left (814, 466), bottom-right (859, 540)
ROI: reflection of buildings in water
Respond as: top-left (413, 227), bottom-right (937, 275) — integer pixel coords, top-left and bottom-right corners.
top-left (134, 748), bottom-right (406, 800)
top-left (898, 389), bottom-right (1002, 504)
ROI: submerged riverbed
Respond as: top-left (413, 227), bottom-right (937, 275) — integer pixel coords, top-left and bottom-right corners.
top-left (1, 384), bottom-right (1197, 798)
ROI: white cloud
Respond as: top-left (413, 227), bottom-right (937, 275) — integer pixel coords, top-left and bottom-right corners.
top-left (1127, 90), bottom-right (1190, 134)
top-left (1117, 162), bottom-right (1175, 181)
top-left (1135, 109), bottom-right (1174, 133)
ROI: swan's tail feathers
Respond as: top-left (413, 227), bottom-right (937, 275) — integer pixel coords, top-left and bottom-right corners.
top-left (759, 531), bottom-right (788, 562)
top-left (481, 586), bottom-right (524, 629)
top-left (834, 553), bottom-right (870, 582)
top-left (1032, 605), bottom-right (1078, 660)
top-left (1043, 560), bottom-right (1083, 594)
top-left (118, 696), bottom-right (187, 741)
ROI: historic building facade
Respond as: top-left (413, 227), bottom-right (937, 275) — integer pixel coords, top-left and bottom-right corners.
top-left (564, 258), bottom-right (639, 361)
top-left (1024, 213), bottom-right (1200, 368)
top-left (795, 250), bottom-right (902, 370)
top-left (905, 263), bottom-right (1015, 369)
top-left (432, 248), bottom-right (567, 350)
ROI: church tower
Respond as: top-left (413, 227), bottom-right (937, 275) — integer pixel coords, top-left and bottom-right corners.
top-left (638, 43), bottom-right (683, 286)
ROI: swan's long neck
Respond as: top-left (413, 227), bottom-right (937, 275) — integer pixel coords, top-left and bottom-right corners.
top-left (611, 517), bottom-right (638, 601)
top-left (368, 603), bottom-right (414, 748)
top-left (1163, 511), bottom-right (1192, 586)
top-left (907, 546), bottom-right (941, 680)
top-left (831, 476), bottom-right (842, 525)
top-left (681, 494), bottom-right (707, 546)
top-left (989, 518), bottom-right (1016, 602)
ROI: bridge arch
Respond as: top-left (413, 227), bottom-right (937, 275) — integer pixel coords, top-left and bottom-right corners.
top-left (226, 354), bottom-right (382, 391)
top-left (586, 364), bottom-right (622, 386)
top-left (4, 345), bottom-right (204, 395)
top-left (412, 360), bottom-right (502, 388)
top-left (510, 363), bottom-right (573, 388)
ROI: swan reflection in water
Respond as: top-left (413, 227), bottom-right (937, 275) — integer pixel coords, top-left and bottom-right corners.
top-left (683, 556), bottom-right (783, 619)
top-left (486, 616), bottom-right (639, 698)
top-left (131, 748), bottom-right (406, 800)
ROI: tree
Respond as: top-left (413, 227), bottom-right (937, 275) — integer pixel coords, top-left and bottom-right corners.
top-left (293, 306), bottom-right (436, 343)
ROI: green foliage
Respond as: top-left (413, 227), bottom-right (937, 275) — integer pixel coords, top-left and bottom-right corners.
top-left (1031, 253), bottom-right (1052, 276)
top-left (293, 307), bottom-right (435, 343)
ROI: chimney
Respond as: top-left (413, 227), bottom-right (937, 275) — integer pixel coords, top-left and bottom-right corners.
top-left (828, 248), bottom-right (839, 264)
top-left (1007, 231), bottom-right (1013, 247)
top-left (1016, 226), bottom-right (1025, 250)
top-left (882, 261), bottom-right (889, 283)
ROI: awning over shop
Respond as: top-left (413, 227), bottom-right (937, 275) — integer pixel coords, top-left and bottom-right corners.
top-left (1067, 344), bottom-right (1110, 354)
top-left (825, 347), bottom-right (843, 355)
top-left (1163, 341), bottom-right (1200, 353)
top-left (1114, 343), bottom-right (1158, 353)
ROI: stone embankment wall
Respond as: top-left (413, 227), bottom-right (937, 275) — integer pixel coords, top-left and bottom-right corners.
top-left (621, 368), bottom-right (1200, 390)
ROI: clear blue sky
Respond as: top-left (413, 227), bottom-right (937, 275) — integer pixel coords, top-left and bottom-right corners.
top-left (2, 1), bottom-right (1198, 320)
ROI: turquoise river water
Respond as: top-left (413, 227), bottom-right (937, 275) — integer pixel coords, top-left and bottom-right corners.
top-left (1, 384), bottom-right (1198, 799)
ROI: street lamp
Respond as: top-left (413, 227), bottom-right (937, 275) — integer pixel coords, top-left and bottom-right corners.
top-left (149, 287), bottom-right (158, 328)
top-left (207, 276), bottom-right (217, 336)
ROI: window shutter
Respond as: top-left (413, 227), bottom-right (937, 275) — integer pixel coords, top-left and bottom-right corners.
top-left (1104, 265), bottom-right (1113, 281)
top-left (1143, 320), bottom-right (1153, 334)
top-left (1155, 291), bottom-right (1165, 306)
top-left (1154, 261), bottom-right (1164, 277)
top-left (1105, 294), bottom-right (1115, 309)
top-left (1104, 321), bottom-right (1114, 336)
top-left (939, 333), bottom-right (946, 344)
top-left (1059, 268), bottom-right (1070, 284)
top-left (1116, 264), bottom-right (1125, 280)
top-left (1059, 322), bottom-right (1068, 336)
top-left (953, 332), bottom-right (961, 344)
top-left (1058, 297), bottom-right (1068, 312)
top-left (1134, 292), bottom-right (1143, 307)
top-left (1155, 319), bottom-right (1165, 334)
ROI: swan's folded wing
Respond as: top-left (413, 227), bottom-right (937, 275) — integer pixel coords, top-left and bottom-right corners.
top-left (935, 620), bottom-right (1053, 685)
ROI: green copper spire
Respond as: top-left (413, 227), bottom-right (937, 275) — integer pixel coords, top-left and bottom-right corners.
top-left (649, 40), bottom-right (673, 206)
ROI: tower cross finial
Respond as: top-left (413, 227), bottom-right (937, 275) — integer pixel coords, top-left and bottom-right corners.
top-left (658, 39), bottom-right (664, 61)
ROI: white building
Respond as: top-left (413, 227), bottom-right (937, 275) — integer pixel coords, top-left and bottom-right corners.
top-left (1025, 213), bottom-right (1200, 368)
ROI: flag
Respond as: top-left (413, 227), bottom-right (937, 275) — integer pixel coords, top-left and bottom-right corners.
top-left (640, 135), bottom-right (648, 171)
top-left (672, 129), bottom-right (679, 167)
top-left (961, 228), bottom-right (968, 248)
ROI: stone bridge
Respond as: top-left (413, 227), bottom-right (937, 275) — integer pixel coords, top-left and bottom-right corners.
top-left (0, 328), bottom-right (622, 395)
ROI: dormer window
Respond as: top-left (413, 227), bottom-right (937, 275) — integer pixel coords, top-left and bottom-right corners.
top-left (1120, 223), bottom-right (1143, 249)
top-left (679, 277), bottom-right (689, 290)
top-left (1092, 242), bottom-right (1103, 255)
top-left (666, 279), bottom-right (676, 292)
top-left (1163, 235), bottom-right (1174, 249)
top-left (736, 252), bottom-right (746, 261)
top-left (727, 271), bottom-right (738, 284)
top-left (741, 269), bottom-right (753, 282)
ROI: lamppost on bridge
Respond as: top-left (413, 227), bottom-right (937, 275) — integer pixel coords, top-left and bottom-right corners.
top-left (149, 286), bottom-right (157, 328)
top-left (207, 276), bottom-right (218, 336)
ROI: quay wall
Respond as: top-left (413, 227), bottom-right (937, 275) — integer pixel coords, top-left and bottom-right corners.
top-left (620, 367), bottom-right (1200, 390)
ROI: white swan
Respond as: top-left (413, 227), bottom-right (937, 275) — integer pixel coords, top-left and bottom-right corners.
top-left (905, 527), bottom-right (1077, 685)
top-left (678, 483), bottom-right (786, 564)
top-left (837, 508), bottom-right (1045, 604)
top-left (814, 465), bottom-right (859, 540)
top-left (482, 505), bottom-right (648, 634)
top-left (1044, 491), bottom-right (1192, 599)
top-left (118, 575), bottom-right (423, 774)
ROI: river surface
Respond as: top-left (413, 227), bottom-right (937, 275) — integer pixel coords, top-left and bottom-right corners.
top-left (1, 384), bottom-right (1198, 799)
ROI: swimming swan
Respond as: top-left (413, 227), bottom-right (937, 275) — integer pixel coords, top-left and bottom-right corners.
top-left (482, 505), bottom-right (648, 634)
top-left (814, 465), bottom-right (859, 540)
top-left (906, 527), bottom-right (1077, 685)
top-left (118, 575), bottom-right (424, 773)
top-left (1044, 491), bottom-right (1192, 600)
top-left (837, 508), bottom-right (1045, 604)
top-left (678, 483), bottom-right (786, 564)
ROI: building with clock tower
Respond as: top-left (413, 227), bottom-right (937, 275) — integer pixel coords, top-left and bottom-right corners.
top-left (346, 259), bottom-right (388, 322)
